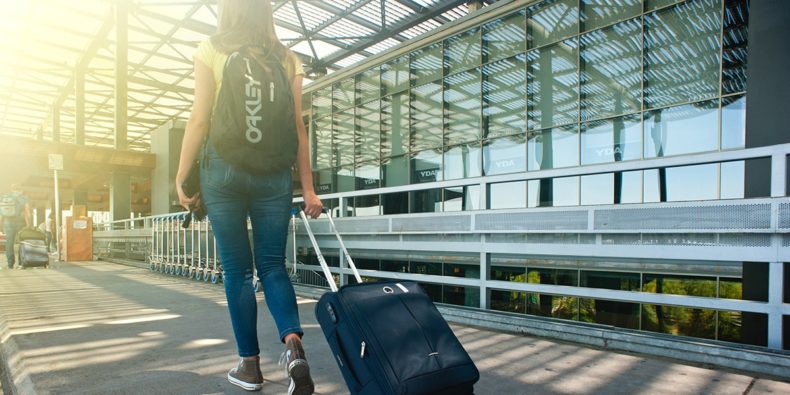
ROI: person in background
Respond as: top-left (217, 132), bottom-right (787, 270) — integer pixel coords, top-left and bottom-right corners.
top-left (0, 183), bottom-right (31, 269)
top-left (38, 212), bottom-right (54, 252)
top-left (175, 0), bottom-right (321, 393)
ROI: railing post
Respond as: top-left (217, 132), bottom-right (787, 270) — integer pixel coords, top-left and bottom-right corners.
top-left (772, 153), bottom-right (787, 197)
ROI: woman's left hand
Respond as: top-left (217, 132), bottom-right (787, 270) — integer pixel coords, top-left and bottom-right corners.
top-left (303, 191), bottom-right (323, 219)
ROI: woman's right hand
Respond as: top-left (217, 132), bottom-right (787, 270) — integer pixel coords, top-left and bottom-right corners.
top-left (176, 178), bottom-right (200, 212)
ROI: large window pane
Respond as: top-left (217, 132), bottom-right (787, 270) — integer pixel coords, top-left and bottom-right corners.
top-left (489, 181), bottom-right (527, 209)
top-left (382, 191), bottom-right (409, 214)
top-left (411, 149), bottom-right (442, 183)
top-left (644, 0), bottom-right (722, 108)
top-left (580, 19), bottom-right (642, 121)
top-left (312, 86), bottom-right (332, 119)
top-left (580, 0), bottom-right (642, 31)
top-left (333, 111), bottom-right (355, 165)
top-left (446, 28), bottom-right (481, 75)
top-left (528, 267), bottom-right (578, 286)
top-left (333, 78), bottom-right (355, 111)
top-left (581, 270), bottom-right (640, 291)
top-left (444, 185), bottom-right (481, 212)
top-left (444, 143), bottom-right (482, 180)
top-left (720, 161), bottom-right (745, 199)
top-left (527, 39), bottom-right (579, 129)
top-left (382, 93), bottom-right (409, 158)
top-left (528, 176), bottom-right (579, 207)
top-left (528, 0), bottom-right (579, 49)
top-left (580, 298), bottom-right (640, 329)
top-left (410, 189), bottom-right (442, 213)
top-left (644, 100), bottom-right (718, 158)
top-left (411, 82), bottom-right (444, 151)
top-left (483, 55), bottom-right (527, 139)
top-left (382, 55), bottom-right (410, 95)
top-left (357, 67), bottom-right (381, 104)
top-left (356, 100), bottom-right (380, 163)
top-left (313, 169), bottom-right (334, 194)
top-left (722, 0), bottom-right (749, 94)
top-left (528, 125), bottom-right (579, 170)
top-left (446, 70), bottom-right (482, 145)
top-left (336, 165), bottom-right (355, 193)
top-left (581, 173), bottom-right (613, 205)
top-left (353, 195), bottom-right (381, 217)
top-left (411, 42), bottom-right (443, 86)
top-left (382, 155), bottom-right (409, 187)
top-left (644, 164), bottom-right (718, 202)
top-left (483, 135), bottom-right (526, 176)
top-left (721, 95), bottom-right (746, 150)
top-left (311, 116), bottom-right (333, 169)
top-left (491, 290), bottom-right (527, 314)
top-left (483, 10), bottom-right (526, 63)
top-left (642, 305), bottom-right (717, 340)
top-left (527, 294), bottom-right (578, 320)
top-left (581, 114), bottom-right (641, 165)
top-left (643, 274), bottom-right (718, 297)
top-left (355, 161), bottom-right (381, 190)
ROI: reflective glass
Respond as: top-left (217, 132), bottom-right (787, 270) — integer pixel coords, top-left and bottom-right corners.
top-left (444, 143), bottom-right (482, 180)
top-left (527, 0), bottom-right (579, 49)
top-left (446, 28), bottom-right (481, 75)
top-left (382, 260), bottom-right (409, 273)
top-left (489, 181), bottom-right (527, 209)
top-left (336, 165), bottom-right (355, 193)
top-left (410, 189), bottom-right (442, 213)
top-left (719, 277), bottom-right (742, 299)
top-left (355, 258), bottom-right (380, 270)
top-left (491, 265), bottom-right (527, 281)
top-left (581, 115), bottom-right (642, 165)
top-left (720, 161), bottom-right (745, 199)
top-left (443, 285), bottom-right (480, 308)
top-left (483, 135), bottom-right (526, 176)
top-left (382, 55), bottom-right (410, 95)
top-left (411, 149), bottom-right (442, 183)
top-left (381, 93), bottom-right (410, 158)
top-left (528, 176), bottom-right (579, 207)
top-left (580, 173), bottom-right (613, 205)
top-left (580, 270), bottom-right (640, 291)
top-left (483, 55), bottom-right (527, 139)
top-left (580, 0), bottom-right (642, 31)
top-left (642, 305), bottom-right (717, 339)
top-left (644, 100), bottom-right (718, 158)
top-left (483, 9), bottom-right (526, 63)
top-left (527, 125), bottom-right (579, 170)
top-left (643, 274), bottom-right (717, 297)
top-left (355, 161), bottom-right (381, 190)
top-left (527, 39), bottom-right (579, 129)
top-left (491, 290), bottom-right (527, 314)
top-left (333, 78), bottom-right (355, 111)
top-left (357, 66), bottom-right (381, 104)
top-left (722, 0), bottom-right (749, 94)
top-left (411, 261), bottom-right (442, 275)
top-left (721, 95), bottom-right (746, 150)
top-left (528, 267), bottom-right (578, 286)
top-left (445, 69), bottom-right (482, 145)
top-left (382, 191), bottom-right (409, 214)
top-left (646, 0), bottom-right (683, 11)
top-left (644, 164), bottom-right (718, 202)
top-left (382, 155), bottom-right (409, 187)
top-left (644, 0), bottom-right (722, 108)
top-left (355, 100), bottom-right (380, 163)
top-left (579, 298), bottom-right (640, 329)
top-left (311, 116), bottom-right (333, 169)
top-left (353, 195), bottom-right (381, 217)
top-left (410, 82), bottom-right (444, 151)
top-left (444, 185), bottom-right (481, 212)
top-left (411, 42), bottom-right (443, 86)
top-left (526, 293), bottom-right (578, 320)
top-left (717, 310), bottom-right (743, 343)
top-left (333, 110), bottom-right (355, 165)
top-left (580, 19), bottom-right (642, 121)
top-left (312, 86), bottom-right (332, 119)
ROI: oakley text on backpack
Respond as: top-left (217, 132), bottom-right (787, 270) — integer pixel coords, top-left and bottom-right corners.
top-left (210, 47), bottom-right (298, 175)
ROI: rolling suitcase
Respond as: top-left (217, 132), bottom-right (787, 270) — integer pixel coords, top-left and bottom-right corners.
top-left (299, 209), bottom-right (479, 395)
top-left (19, 240), bottom-right (49, 268)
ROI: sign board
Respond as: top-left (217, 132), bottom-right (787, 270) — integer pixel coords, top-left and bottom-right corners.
top-left (48, 154), bottom-right (64, 171)
top-left (73, 219), bottom-right (88, 229)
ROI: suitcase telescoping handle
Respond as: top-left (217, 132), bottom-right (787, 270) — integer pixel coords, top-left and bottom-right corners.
top-left (298, 207), bottom-right (362, 292)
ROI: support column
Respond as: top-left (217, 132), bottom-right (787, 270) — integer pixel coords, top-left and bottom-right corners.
top-left (150, 120), bottom-right (186, 214)
top-left (767, 261), bottom-right (785, 349)
top-left (75, 68), bottom-right (85, 145)
top-left (52, 107), bottom-right (60, 143)
top-left (114, 0), bottom-right (128, 151)
top-left (110, 172), bottom-right (131, 222)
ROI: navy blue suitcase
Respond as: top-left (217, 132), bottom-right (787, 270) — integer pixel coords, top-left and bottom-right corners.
top-left (299, 210), bottom-right (479, 395)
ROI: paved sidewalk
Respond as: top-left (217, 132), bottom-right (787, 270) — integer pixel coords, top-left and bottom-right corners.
top-left (1, 261), bottom-right (789, 395)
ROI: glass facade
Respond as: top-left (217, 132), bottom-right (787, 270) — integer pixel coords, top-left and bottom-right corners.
top-left (309, 0), bottom-right (747, 209)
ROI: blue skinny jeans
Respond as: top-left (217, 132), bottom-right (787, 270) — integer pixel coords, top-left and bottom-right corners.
top-left (201, 146), bottom-right (302, 357)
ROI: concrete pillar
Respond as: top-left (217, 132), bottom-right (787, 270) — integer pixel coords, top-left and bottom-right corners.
top-left (114, 0), bottom-right (128, 151)
top-left (150, 120), bottom-right (186, 215)
top-left (110, 172), bottom-right (131, 222)
top-left (75, 68), bottom-right (85, 145)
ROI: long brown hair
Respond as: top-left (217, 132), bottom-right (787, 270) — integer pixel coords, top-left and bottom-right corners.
top-left (211, 0), bottom-right (287, 61)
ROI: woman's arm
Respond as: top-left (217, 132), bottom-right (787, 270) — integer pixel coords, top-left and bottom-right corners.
top-left (291, 74), bottom-right (323, 219)
top-left (176, 58), bottom-right (215, 210)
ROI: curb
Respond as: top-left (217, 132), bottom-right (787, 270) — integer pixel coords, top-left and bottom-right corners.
top-left (0, 314), bottom-right (37, 395)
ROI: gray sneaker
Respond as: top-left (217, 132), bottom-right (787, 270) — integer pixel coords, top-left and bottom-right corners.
top-left (279, 337), bottom-right (314, 395)
top-left (227, 356), bottom-right (263, 391)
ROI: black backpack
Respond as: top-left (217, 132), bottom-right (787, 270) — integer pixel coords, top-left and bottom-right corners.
top-left (209, 47), bottom-right (298, 175)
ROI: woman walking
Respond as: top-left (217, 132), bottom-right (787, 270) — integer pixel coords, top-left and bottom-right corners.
top-left (175, 0), bottom-right (322, 393)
